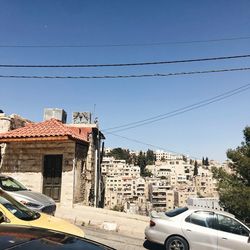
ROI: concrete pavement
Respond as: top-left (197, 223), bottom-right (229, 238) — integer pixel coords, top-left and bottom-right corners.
top-left (82, 226), bottom-right (164, 250)
top-left (55, 204), bottom-right (149, 239)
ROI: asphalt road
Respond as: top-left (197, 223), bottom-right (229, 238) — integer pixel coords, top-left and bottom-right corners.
top-left (82, 226), bottom-right (164, 250)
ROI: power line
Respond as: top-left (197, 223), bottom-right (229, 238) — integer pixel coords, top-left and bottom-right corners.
top-left (103, 83), bottom-right (250, 131)
top-left (1, 54), bottom-right (250, 68)
top-left (105, 131), bottom-right (199, 159)
top-left (0, 66), bottom-right (250, 79)
top-left (104, 84), bottom-right (250, 158)
top-left (103, 83), bottom-right (250, 133)
top-left (1, 35), bottom-right (250, 48)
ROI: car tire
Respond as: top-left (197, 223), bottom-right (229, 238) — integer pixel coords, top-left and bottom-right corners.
top-left (165, 236), bottom-right (189, 250)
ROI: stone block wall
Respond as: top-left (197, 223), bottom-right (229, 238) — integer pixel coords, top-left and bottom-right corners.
top-left (73, 143), bottom-right (89, 204)
top-left (0, 140), bottom-right (77, 207)
top-left (3, 172), bottom-right (42, 192)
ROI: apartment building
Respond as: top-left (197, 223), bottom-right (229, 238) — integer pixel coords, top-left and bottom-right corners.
top-left (104, 174), bottom-right (146, 212)
top-left (102, 157), bottom-right (140, 178)
top-left (102, 158), bottom-right (126, 176)
top-left (155, 150), bottom-right (184, 161)
top-left (193, 167), bottom-right (218, 197)
top-left (174, 186), bottom-right (197, 208)
top-left (166, 190), bottom-right (175, 210)
top-left (147, 178), bottom-right (172, 211)
top-left (145, 160), bottom-right (194, 185)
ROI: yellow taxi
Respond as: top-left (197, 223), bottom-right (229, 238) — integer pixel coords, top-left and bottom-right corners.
top-left (0, 189), bottom-right (84, 237)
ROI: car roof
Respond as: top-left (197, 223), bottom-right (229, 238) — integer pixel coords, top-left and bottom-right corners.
top-left (0, 225), bottom-right (115, 250)
top-left (187, 206), bottom-right (235, 218)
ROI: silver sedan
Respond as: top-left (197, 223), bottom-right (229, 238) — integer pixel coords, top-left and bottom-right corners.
top-left (0, 175), bottom-right (56, 215)
top-left (145, 207), bottom-right (250, 250)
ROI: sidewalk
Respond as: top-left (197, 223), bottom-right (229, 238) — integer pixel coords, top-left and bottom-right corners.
top-left (55, 204), bottom-right (149, 239)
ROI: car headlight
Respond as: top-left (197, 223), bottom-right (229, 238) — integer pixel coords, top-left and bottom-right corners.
top-left (20, 201), bottom-right (41, 208)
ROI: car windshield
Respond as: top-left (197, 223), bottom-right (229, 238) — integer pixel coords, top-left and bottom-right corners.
top-left (0, 177), bottom-right (27, 191)
top-left (0, 190), bottom-right (40, 221)
top-left (165, 207), bottom-right (189, 217)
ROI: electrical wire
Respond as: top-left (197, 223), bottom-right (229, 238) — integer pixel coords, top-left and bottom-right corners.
top-left (0, 66), bottom-right (250, 79)
top-left (103, 83), bottom-right (250, 133)
top-left (103, 84), bottom-right (250, 158)
top-left (0, 35), bottom-right (250, 48)
top-left (0, 54), bottom-right (250, 68)
top-left (105, 131), bottom-right (198, 159)
top-left (103, 83), bottom-right (250, 131)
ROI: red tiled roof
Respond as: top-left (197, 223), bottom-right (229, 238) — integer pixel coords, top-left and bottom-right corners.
top-left (0, 119), bottom-right (89, 142)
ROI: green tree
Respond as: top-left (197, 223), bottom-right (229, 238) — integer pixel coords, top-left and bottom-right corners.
top-left (137, 151), bottom-right (147, 176)
top-left (202, 157), bottom-right (205, 165)
top-left (194, 160), bottom-right (198, 176)
top-left (130, 153), bottom-right (137, 165)
top-left (112, 204), bottom-right (124, 212)
top-left (182, 155), bottom-right (187, 162)
top-left (205, 157), bottom-right (209, 166)
top-left (143, 169), bottom-right (152, 177)
top-left (212, 126), bottom-right (250, 222)
top-left (108, 148), bottom-right (131, 162)
top-left (160, 157), bottom-right (166, 162)
top-left (146, 149), bottom-right (155, 165)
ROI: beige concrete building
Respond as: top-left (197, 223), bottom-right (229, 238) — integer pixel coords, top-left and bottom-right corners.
top-left (102, 157), bottom-right (140, 178)
top-left (166, 190), bottom-right (175, 210)
top-left (155, 150), bottom-right (183, 161)
top-left (147, 178), bottom-right (172, 211)
top-left (104, 175), bottom-right (146, 214)
top-left (174, 186), bottom-right (197, 208)
top-left (146, 160), bottom-right (194, 185)
top-left (193, 167), bottom-right (218, 197)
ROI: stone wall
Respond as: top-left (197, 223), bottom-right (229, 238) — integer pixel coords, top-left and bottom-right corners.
top-left (0, 116), bottom-right (11, 133)
top-left (0, 113), bottom-right (31, 133)
top-left (86, 131), bottom-right (97, 205)
top-left (0, 140), bottom-right (77, 207)
top-left (73, 143), bottom-right (88, 204)
top-left (3, 172), bottom-right (42, 192)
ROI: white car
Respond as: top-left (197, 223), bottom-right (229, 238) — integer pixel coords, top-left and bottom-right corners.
top-left (145, 207), bottom-right (250, 250)
top-left (0, 175), bottom-right (56, 215)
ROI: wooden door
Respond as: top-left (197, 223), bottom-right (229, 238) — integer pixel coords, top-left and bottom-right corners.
top-left (43, 155), bottom-right (62, 202)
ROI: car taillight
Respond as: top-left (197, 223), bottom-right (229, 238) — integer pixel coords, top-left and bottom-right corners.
top-left (150, 220), bottom-right (155, 227)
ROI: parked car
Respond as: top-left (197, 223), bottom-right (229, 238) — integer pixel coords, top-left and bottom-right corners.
top-left (0, 189), bottom-right (84, 237)
top-left (145, 207), bottom-right (250, 250)
top-left (0, 174), bottom-right (56, 215)
top-left (0, 224), bottom-right (113, 250)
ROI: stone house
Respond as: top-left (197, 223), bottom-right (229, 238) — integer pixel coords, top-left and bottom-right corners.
top-left (0, 115), bottom-right (104, 208)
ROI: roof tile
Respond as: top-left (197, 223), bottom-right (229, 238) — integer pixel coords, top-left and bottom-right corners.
top-left (0, 119), bottom-right (89, 142)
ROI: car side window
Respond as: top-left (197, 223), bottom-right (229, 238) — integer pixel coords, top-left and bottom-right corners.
top-left (185, 211), bottom-right (215, 228)
top-left (216, 214), bottom-right (249, 237)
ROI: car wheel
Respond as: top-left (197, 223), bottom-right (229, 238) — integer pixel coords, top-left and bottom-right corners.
top-left (165, 236), bottom-right (189, 250)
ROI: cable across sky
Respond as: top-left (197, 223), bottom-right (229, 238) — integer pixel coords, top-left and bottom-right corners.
top-left (105, 131), bottom-right (199, 159)
top-left (0, 66), bottom-right (249, 79)
top-left (0, 54), bottom-right (250, 68)
top-left (103, 83), bottom-right (250, 133)
top-left (0, 35), bottom-right (250, 48)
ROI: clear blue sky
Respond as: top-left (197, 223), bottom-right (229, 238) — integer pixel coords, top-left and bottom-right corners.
top-left (1, 1), bottom-right (250, 161)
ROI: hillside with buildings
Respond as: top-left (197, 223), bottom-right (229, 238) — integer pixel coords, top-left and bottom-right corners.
top-left (102, 148), bottom-right (226, 215)
top-left (0, 109), bottom-right (228, 218)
